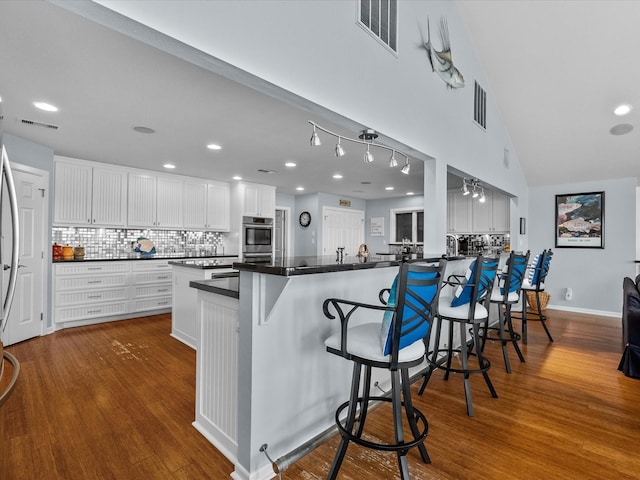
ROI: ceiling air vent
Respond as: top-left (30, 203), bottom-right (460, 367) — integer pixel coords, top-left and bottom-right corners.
top-left (474, 80), bottom-right (487, 130)
top-left (19, 118), bottom-right (59, 130)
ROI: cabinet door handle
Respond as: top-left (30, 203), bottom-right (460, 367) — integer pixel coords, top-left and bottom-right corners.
top-left (87, 280), bottom-right (102, 284)
top-left (87, 295), bottom-right (103, 299)
top-left (157, 301), bottom-right (169, 306)
top-left (158, 288), bottom-right (169, 293)
top-left (87, 267), bottom-right (103, 271)
top-left (87, 309), bottom-right (102, 314)
top-left (157, 276), bottom-right (169, 280)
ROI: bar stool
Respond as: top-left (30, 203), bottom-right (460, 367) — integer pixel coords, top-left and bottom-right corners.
top-left (418, 255), bottom-right (498, 417)
top-left (323, 259), bottom-right (445, 479)
top-left (480, 250), bottom-right (530, 373)
top-left (513, 249), bottom-right (554, 343)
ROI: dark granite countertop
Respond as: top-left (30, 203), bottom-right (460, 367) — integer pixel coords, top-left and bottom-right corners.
top-left (189, 273), bottom-right (239, 298)
top-left (169, 258), bottom-right (240, 269)
top-left (232, 254), bottom-right (451, 277)
top-left (53, 254), bottom-right (238, 263)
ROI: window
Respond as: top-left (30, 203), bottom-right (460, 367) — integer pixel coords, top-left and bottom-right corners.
top-left (391, 208), bottom-right (423, 243)
top-left (358, 0), bottom-right (397, 52)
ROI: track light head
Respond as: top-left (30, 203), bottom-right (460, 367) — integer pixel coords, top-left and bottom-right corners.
top-left (388, 151), bottom-right (398, 168)
top-left (310, 125), bottom-right (321, 146)
top-left (401, 160), bottom-right (410, 175)
top-left (335, 138), bottom-right (345, 157)
top-left (479, 189), bottom-right (486, 203)
top-left (462, 182), bottom-right (469, 195)
top-left (364, 144), bottom-right (374, 163)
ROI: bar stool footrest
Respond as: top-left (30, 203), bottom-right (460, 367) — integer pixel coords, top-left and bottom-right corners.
top-left (427, 347), bottom-right (491, 375)
top-left (335, 396), bottom-right (428, 453)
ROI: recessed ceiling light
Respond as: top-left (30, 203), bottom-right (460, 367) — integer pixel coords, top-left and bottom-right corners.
top-left (232, 175), bottom-right (242, 180)
top-left (385, 186), bottom-right (394, 191)
top-left (207, 143), bottom-right (222, 150)
top-left (406, 192), bottom-right (415, 196)
top-left (33, 101), bottom-right (58, 112)
top-left (296, 186), bottom-right (304, 191)
top-left (333, 174), bottom-right (343, 179)
top-left (163, 164), bottom-right (176, 169)
top-left (133, 126), bottom-right (155, 134)
top-left (285, 162), bottom-right (296, 167)
top-left (614, 104), bottom-right (632, 116)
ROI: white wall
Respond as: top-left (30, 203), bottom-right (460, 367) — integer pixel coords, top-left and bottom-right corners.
top-left (528, 178), bottom-right (636, 316)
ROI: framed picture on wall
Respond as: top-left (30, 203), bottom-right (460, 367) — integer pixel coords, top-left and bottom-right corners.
top-left (555, 191), bottom-right (604, 248)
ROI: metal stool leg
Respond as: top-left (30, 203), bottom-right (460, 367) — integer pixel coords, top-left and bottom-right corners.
top-left (497, 305), bottom-right (512, 373)
top-left (505, 304), bottom-right (525, 363)
top-left (521, 294), bottom-right (528, 344)
top-left (327, 362), bottom-right (362, 480)
top-left (401, 368), bottom-right (430, 464)
top-left (419, 315), bottom-right (443, 395)
top-left (473, 323), bottom-right (498, 399)
top-left (391, 369), bottom-right (410, 480)
top-left (458, 321), bottom-right (474, 416)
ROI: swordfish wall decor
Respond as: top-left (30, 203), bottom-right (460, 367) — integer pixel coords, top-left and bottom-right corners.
top-left (423, 16), bottom-right (465, 89)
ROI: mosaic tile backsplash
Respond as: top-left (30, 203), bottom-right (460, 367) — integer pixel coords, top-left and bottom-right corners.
top-left (52, 227), bottom-right (228, 259)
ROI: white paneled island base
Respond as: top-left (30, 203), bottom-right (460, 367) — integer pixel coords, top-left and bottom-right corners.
top-left (192, 257), bottom-right (423, 480)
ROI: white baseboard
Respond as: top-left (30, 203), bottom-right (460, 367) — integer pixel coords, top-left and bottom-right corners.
top-left (546, 304), bottom-right (621, 318)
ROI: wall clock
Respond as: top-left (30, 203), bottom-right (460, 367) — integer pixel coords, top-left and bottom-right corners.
top-left (299, 211), bottom-right (311, 227)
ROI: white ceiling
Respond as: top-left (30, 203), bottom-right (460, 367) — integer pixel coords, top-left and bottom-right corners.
top-left (1, 0), bottom-right (639, 204)
top-left (457, 0), bottom-right (640, 187)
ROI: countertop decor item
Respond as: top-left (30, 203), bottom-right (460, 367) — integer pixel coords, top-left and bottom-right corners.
top-left (52, 243), bottom-right (63, 261)
top-left (73, 245), bottom-right (85, 260)
top-left (133, 237), bottom-right (156, 258)
top-left (62, 244), bottom-right (74, 261)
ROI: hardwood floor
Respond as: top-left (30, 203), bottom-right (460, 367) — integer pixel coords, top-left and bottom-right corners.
top-left (2, 310), bottom-right (640, 479)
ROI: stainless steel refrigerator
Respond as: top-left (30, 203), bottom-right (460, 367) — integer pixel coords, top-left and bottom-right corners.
top-left (0, 111), bottom-right (21, 408)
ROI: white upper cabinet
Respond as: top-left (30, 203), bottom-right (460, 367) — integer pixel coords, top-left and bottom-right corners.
top-left (54, 157), bottom-right (126, 227)
top-left (128, 173), bottom-right (183, 228)
top-left (240, 182), bottom-right (275, 218)
top-left (447, 190), bottom-right (472, 233)
top-left (183, 180), bottom-right (230, 231)
top-left (448, 189), bottom-right (510, 234)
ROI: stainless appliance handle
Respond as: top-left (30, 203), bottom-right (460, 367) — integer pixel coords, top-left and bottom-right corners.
top-left (1, 146), bottom-right (19, 332)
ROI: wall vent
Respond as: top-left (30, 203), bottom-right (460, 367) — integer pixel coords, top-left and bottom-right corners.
top-left (503, 148), bottom-right (510, 169)
top-left (358, 0), bottom-right (397, 52)
top-left (474, 80), bottom-right (487, 129)
top-left (19, 118), bottom-right (59, 130)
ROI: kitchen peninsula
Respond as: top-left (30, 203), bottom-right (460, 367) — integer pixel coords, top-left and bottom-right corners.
top-left (189, 254), bottom-right (469, 480)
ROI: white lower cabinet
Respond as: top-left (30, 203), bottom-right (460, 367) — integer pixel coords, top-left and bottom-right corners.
top-left (131, 260), bottom-right (173, 313)
top-left (54, 260), bottom-right (172, 326)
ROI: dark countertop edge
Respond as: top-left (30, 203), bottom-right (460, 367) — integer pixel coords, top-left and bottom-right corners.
top-left (189, 279), bottom-right (239, 299)
top-left (232, 255), bottom-right (459, 277)
top-left (52, 254), bottom-right (239, 263)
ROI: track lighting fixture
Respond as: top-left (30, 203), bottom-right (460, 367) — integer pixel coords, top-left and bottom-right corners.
top-left (308, 120), bottom-right (412, 174)
top-left (461, 178), bottom-right (488, 202)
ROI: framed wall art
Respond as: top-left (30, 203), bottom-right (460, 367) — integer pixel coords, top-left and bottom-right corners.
top-left (555, 191), bottom-right (604, 248)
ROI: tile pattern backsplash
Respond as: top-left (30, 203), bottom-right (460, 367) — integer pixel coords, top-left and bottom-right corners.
top-left (52, 227), bottom-right (227, 259)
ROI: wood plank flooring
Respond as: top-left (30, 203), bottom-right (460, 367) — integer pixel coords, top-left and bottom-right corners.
top-left (2, 310), bottom-right (640, 479)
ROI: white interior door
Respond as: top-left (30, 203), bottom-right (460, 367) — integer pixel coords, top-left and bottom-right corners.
top-left (2, 167), bottom-right (46, 346)
top-left (322, 207), bottom-right (365, 258)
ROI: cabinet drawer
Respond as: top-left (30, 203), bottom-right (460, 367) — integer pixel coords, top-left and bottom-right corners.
top-left (56, 274), bottom-right (129, 291)
top-left (132, 296), bottom-right (172, 312)
top-left (55, 262), bottom-right (129, 276)
top-left (133, 285), bottom-right (172, 299)
top-left (55, 301), bottom-right (129, 323)
top-left (56, 288), bottom-right (129, 307)
top-left (132, 260), bottom-right (171, 272)
top-left (133, 271), bottom-right (172, 284)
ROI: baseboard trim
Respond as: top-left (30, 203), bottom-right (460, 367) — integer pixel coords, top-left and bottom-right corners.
top-left (546, 304), bottom-right (620, 318)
